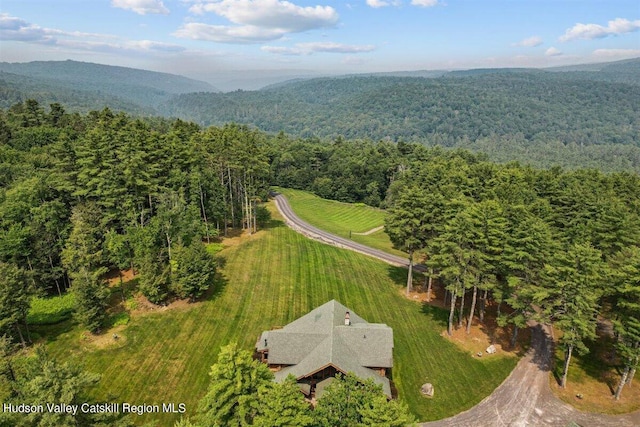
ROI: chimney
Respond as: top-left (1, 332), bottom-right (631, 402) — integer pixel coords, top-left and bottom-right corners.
top-left (344, 311), bottom-right (351, 326)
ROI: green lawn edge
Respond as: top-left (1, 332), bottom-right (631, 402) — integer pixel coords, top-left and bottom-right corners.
top-left (42, 202), bottom-right (517, 425)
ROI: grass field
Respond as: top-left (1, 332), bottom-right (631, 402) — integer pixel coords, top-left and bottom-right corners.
top-left (275, 187), bottom-right (407, 258)
top-left (40, 202), bottom-right (516, 426)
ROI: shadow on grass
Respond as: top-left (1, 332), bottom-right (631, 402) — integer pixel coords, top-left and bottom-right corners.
top-left (420, 303), bottom-right (448, 326)
top-left (30, 319), bottom-right (77, 344)
top-left (263, 217), bottom-right (286, 230)
top-left (581, 335), bottom-right (617, 394)
top-left (387, 265), bottom-right (408, 287)
top-left (203, 263), bottom-right (229, 302)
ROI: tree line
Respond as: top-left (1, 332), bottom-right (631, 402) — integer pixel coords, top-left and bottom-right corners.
top-left (0, 100), bottom-right (270, 338)
top-left (384, 148), bottom-right (640, 398)
top-left (1, 99), bottom-right (639, 406)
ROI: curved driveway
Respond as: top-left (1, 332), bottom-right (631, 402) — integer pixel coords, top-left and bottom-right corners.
top-left (273, 192), bottom-right (640, 427)
top-left (273, 193), bottom-right (424, 272)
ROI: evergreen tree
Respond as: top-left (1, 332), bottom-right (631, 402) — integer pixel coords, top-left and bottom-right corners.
top-left (314, 373), bottom-right (413, 427)
top-left (0, 262), bottom-right (33, 347)
top-left (171, 241), bottom-right (216, 301)
top-left (609, 246), bottom-right (640, 400)
top-left (253, 375), bottom-right (313, 427)
top-left (540, 242), bottom-right (604, 388)
top-left (61, 203), bottom-right (109, 333)
top-left (498, 205), bottom-right (555, 347)
top-left (197, 343), bottom-right (273, 427)
top-left (385, 187), bottom-right (430, 295)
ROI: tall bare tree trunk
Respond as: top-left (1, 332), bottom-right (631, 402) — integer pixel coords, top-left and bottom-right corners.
top-left (511, 325), bottom-right (519, 349)
top-left (458, 286), bottom-right (466, 328)
top-left (615, 364), bottom-right (631, 400)
top-left (227, 165), bottom-right (235, 228)
top-left (466, 285), bottom-right (478, 334)
top-left (426, 269), bottom-right (433, 302)
top-left (406, 250), bottom-right (414, 296)
top-left (15, 324), bottom-right (25, 348)
top-left (49, 254), bottom-right (62, 296)
top-left (199, 181), bottom-right (210, 244)
top-left (448, 290), bottom-right (457, 336)
top-left (561, 345), bottom-right (573, 388)
top-left (253, 200), bottom-right (257, 233)
top-left (23, 319), bottom-right (31, 344)
top-left (479, 289), bottom-right (488, 322)
top-left (166, 232), bottom-right (172, 261)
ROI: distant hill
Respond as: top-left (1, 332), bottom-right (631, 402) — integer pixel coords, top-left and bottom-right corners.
top-left (163, 59), bottom-right (640, 146)
top-left (545, 57), bottom-right (640, 86)
top-left (0, 60), bottom-right (218, 113)
top-left (0, 71), bottom-right (153, 114)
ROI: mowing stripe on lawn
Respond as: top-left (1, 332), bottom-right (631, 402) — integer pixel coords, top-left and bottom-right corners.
top-left (41, 201), bottom-right (516, 426)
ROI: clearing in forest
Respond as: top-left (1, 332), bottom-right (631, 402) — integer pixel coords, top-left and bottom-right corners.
top-left (275, 188), bottom-right (407, 257)
top-left (39, 201), bottom-right (516, 426)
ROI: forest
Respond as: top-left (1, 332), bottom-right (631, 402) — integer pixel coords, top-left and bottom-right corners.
top-left (0, 98), bottom-right (639, 425)
top-left (2, 59), bottom-right (639, 173)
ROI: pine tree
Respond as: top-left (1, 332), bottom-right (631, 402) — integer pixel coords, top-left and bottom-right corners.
top-left (197, 343), bottom-right (273, 427)
top-left (0, 262), bottom-right (33, 347)
top-left (541, 242), bottom-right (604, 388)
top-left (609, 246), bottom-right (640, 400)
top-left (314, 373), bottom-right (413, 427)
top-left (171, 241), bottom-right (216, 301)
top-left (253, 375), bottom-right (313, 427)
top-left (61, 203), bottom-right (109, 333)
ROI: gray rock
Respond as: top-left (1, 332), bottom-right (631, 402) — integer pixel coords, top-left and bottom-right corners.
top-left (421, 383), bottom-right (434, 397)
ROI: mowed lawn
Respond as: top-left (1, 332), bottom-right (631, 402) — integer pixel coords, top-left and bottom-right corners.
top-left (276, 187), bottom-right (407, 258)
top-left (44, 202), bottom-right (516, 426)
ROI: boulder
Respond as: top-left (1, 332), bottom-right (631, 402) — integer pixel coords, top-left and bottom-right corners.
top-left (486, 344), bottom-right (496, 354)
top-left (420, 383), bottom-right (434, 397)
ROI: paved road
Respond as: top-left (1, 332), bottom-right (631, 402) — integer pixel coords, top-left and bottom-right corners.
top-left (273, 192), bottom-right (640, 427)
top-left (273, 193), bottom-right (425, 273)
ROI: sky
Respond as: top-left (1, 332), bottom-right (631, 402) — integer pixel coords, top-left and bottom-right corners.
top-left (1, 0), bottom-right (639, 88)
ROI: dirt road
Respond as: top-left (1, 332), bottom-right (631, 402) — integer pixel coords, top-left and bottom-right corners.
top-left (273, 192), bottom-right (640, 427)
top-left (421, 323), bottom-right (640, 427)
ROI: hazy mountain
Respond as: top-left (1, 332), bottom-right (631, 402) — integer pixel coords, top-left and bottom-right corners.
top-left (163, 59), bottom-right (640, 145)
top-left (0, 60), bottom-right (218, 112)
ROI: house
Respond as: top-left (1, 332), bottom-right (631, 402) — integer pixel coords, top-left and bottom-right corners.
top-left (255, 300), bottom-right (394, 399)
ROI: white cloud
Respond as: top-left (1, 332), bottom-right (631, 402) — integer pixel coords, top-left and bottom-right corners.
top-left (111, 0), bottom-right (169, 15)
top-left (366, 0), bottom-right (391, 7)
top-left (545, 47), bottom-right (562, 57)
top-left (174, 23), bottom-right (287, 43)
top-left (188, 0), bottom-right (338, 31)
top-left (591, 48), bottom-right (640, 59)
top-left (182, 0), bottom-right (338, 43)
top-left (127, 40), bottom-right (186, 52)
top-left (262, 41), bottom-right (375, 55)
top-left (411, 0), bottom-right (438, 7)
top-left (0, 13), bottom-right (111, 43)
top-left (298, 42), bottom-right (375, 53)
top-left (512, 36), bottom-right (543, 47)
top-left (261, 45), bottom-right (304, 55)
top-left (560, 18), bottom-right (640, 42)
top-left (0, 13), bottom-right (183, 55)
top-left (366, 0), bottom-right (436, 8)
